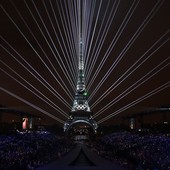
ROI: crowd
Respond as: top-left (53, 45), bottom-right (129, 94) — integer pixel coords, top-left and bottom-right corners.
top-left (1, 129), bottom-right (169, 170)
top-left (87, 131), bottom-right (170, 170)
top-left (0, 131), bottom-right (75, 170)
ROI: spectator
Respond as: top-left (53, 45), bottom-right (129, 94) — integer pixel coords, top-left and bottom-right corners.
top-left (87, 131), bottom-right (170, 170)
top-left (0, 131), bottom-right (75, 170)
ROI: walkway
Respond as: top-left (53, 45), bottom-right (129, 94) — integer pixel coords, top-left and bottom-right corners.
top-left (37, 143), bottom-right (126, 170)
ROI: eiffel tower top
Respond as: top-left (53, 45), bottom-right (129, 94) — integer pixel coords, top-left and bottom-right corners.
top-left (71, 36), bottom-right (90, 112)
top-left (70, 0), bottom-right (91, 113)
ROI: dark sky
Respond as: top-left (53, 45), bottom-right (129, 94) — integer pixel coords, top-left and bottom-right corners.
top-left (1, 0), bottom-right (170, 126)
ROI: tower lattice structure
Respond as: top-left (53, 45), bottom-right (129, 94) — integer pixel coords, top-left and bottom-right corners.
top-left (71, 37), bottom-right (90, 113)
top-left (64, 1), bottom-right (97, 131)
top-left (64, 36), bottom-right (97, 132)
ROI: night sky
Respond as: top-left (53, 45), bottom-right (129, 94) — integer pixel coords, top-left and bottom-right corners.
top-left (1, 0), bottom-right (170, 126)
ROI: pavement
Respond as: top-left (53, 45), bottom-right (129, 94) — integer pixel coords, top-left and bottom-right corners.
top-left (37, 143), bottom-right (126, 170)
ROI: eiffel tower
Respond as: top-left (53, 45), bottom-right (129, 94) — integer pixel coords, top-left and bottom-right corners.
top-left (64, 1), bottom-right (97, 132)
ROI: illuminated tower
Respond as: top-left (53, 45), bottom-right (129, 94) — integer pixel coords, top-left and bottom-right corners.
top-left (71, 37), bottom-right (90, 113)
top-left (64, 36), bottom-right (97, 132)
top-left (64, 1), bottom-right (97, 132)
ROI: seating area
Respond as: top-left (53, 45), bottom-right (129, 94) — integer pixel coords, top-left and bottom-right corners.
top-left (87, 131), bottom-right (170, 170)
top-left (0, 129), bottom-right (170, 170)
top-left (0, 131), bottom-right (75, 170)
